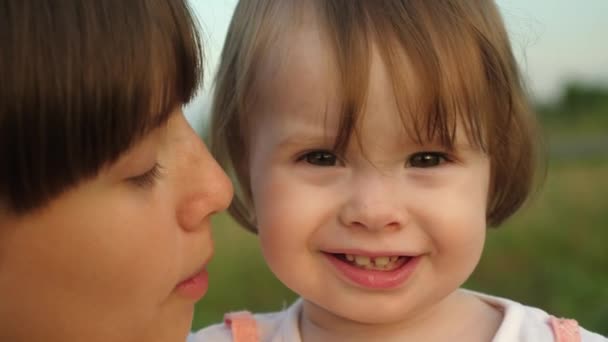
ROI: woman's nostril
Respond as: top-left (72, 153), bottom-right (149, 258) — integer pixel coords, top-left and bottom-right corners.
top-left (177, 198), bottom-right (210, 231)
top-left (179, 172), bottom-right (232, 231)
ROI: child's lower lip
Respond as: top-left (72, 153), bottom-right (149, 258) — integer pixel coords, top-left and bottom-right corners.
top-left (175, 269), bottom-right (209, 300)
top-left (324, 253), bottom-right (420, 290)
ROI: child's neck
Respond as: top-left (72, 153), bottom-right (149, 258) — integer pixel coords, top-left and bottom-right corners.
top-left (299, 289), bottom-right (503, 342)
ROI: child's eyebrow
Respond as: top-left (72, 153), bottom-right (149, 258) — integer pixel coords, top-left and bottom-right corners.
top-left (276, 134), bottom-right (337, 149)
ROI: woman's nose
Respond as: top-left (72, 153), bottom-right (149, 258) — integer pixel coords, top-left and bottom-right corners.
top-left (174, 118), bottom-right (233, 231)
top-left (338, 174), bottom-right (407, 232)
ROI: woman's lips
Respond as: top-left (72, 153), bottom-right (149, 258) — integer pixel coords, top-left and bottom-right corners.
top-left (175, 267), bottom-right (210, 300)
top-left (324, 252), bottom-right (420, 289)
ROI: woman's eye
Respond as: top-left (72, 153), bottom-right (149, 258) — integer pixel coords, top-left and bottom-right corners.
top-left (300, 150), bottom-right (338, 166)
top-left (407, 152), bottom-right (449, 168)
top-left (127, 163), bottom-right (163, 188)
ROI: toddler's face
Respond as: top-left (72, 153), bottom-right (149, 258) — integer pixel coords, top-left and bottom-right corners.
top-left (0, 110), bottom-right (233, 341)
top-left (248, 26), bottom-right (490, 325)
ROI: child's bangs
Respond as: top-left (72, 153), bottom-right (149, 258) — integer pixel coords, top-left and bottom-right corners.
top-left (0, 1), bottom-right (202, 213)
top-left (317, 1), bottom-right (517, 154)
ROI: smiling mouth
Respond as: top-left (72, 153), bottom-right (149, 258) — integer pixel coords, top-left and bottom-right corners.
top-left (332, 253), bottom-right (411, 271)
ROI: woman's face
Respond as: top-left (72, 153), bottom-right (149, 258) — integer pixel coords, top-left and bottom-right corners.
top-left (0, 109), bottom-right (233, 342)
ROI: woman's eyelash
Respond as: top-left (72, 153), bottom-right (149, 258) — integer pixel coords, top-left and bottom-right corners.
top-left (127, 163), bottom-right (163, 188)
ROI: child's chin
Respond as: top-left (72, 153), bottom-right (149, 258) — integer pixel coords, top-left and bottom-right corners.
top-left (325, 300), bottom-right (417, 325)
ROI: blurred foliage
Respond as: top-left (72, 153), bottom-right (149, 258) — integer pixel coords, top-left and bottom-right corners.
top-left (538, 82), bottom-right (608, 136)
top-left (193, 83), bottom-right (608, 335)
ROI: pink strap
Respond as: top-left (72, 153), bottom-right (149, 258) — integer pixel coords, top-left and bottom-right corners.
top-left (549, 316), bottom-right (581, 342)
top-left (224, 311), bottom-right (259, 342)
top-left (223, 311), bottom-right (580, 342)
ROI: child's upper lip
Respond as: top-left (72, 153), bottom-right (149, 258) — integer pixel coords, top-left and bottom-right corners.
top-left (321, 248), bottom-right (419, 257)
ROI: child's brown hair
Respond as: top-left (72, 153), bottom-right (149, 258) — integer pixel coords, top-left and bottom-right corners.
top-left (210, 0), bottom-right (542, 232)
top-left (0, 0), bottom-right (202, 213)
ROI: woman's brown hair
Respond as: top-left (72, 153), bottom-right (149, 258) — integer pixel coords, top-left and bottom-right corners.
top-left (210, 0), bottom-right (542, 232)
top-left (0, 0), bottom-right (203, 213)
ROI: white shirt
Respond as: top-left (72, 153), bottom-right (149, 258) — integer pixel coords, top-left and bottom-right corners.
top-left (189, 291), bottom-right (607, 341)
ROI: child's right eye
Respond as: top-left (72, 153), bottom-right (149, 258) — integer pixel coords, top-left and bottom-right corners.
top-left (298, 150), bottom-right (338, 166)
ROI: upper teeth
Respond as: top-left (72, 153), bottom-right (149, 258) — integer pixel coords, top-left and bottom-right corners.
top-left (345, 254), bottom-right (399, 266)
top-left (374, 256), bottom-right (390, 266)
top-left (354, 255), bottom-right (371, 266)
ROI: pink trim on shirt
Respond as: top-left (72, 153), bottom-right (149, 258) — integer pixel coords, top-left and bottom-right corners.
top-left (224, 311), bottom-right (259, 342)
top-left (220, 307), bottom-right (582, 342)
top-left (550, 316), bottom-right (581, 342)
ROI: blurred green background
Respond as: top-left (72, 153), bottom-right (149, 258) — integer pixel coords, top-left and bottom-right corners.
top-left (192, 83), bottom-right (608, 335)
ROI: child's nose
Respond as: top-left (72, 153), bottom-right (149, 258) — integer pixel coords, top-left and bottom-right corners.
top-left (175, 119), bottom-right (233, 232)
top-left (338, 174), bottom-right (407, 232)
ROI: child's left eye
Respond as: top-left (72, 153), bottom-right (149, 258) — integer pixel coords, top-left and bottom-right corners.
top-left (407, 152), bottom-right (450, 168)
top-left (127, 163), bottom-right (164, 188)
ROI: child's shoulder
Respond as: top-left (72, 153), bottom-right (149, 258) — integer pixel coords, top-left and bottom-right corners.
top-left (189, 299), bottom-right (303, 342)
top-left (467, 290), bottom-right (607, 342)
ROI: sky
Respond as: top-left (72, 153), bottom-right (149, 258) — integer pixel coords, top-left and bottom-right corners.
top-left (185, 0), bottom-right (608, 126)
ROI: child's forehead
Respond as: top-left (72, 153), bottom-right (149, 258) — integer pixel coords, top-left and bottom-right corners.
top-left (252, 40), bottom-right (424, 146)
top-left (253, 24), bottom-right (418, 122)
top-left (254, 26), bottom-right (336, 108)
